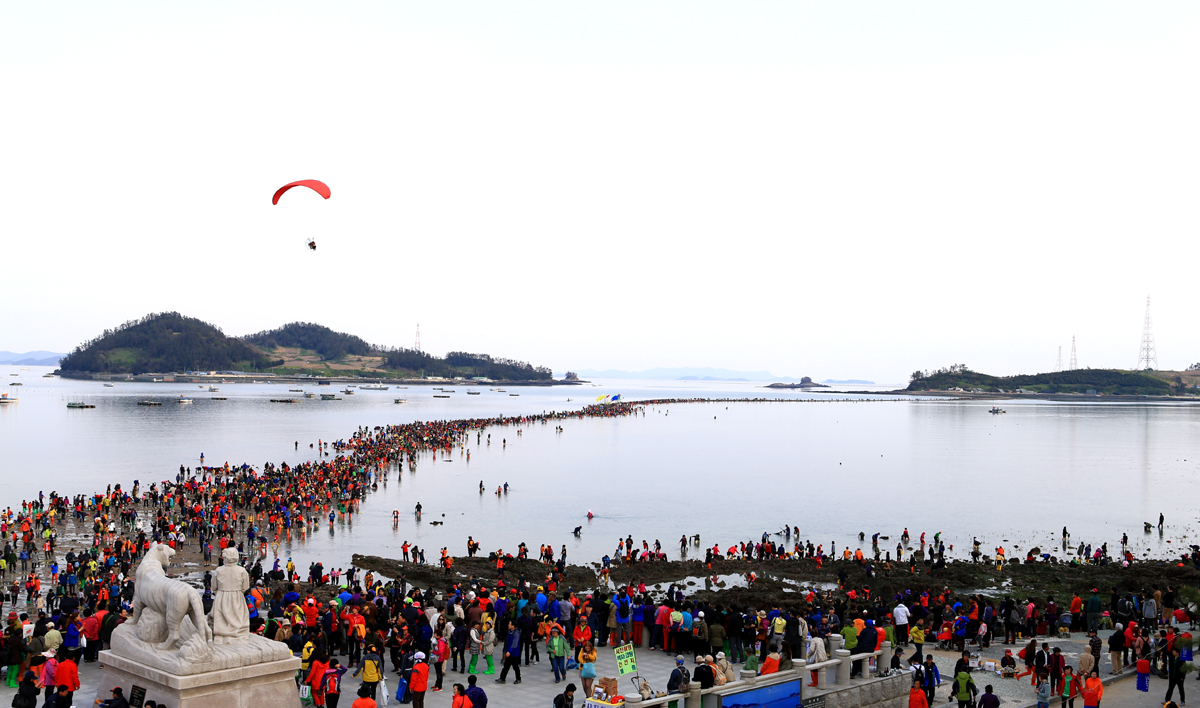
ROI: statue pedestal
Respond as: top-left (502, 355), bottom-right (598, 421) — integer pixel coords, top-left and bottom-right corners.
top-left (95, 650), bottom-right (302, 708)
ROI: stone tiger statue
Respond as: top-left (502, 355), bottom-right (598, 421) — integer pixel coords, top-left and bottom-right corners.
top-left (127, 543), bottom-right (212, 650)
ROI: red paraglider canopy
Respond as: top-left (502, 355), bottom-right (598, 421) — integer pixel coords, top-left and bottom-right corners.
top-left (272, 180), bottom-right (331, 205)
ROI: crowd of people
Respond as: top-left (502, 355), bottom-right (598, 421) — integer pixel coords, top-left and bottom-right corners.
top-left (0, 399), bottom-right (1198, 708)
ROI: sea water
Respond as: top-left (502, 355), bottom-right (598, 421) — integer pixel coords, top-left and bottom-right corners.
top-left (2, 364), bottom-right (1199, 575)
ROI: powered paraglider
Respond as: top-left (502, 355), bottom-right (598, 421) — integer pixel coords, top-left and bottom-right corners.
top-left (272, 179), bottom-right (331, 205)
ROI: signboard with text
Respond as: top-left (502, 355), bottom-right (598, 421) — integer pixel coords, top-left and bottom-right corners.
top-left (614, 643), bottom-right (637, 675)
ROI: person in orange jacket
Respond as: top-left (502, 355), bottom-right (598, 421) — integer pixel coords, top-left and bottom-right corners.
top-left (55, 655), bottom-right (80, 707)
top-left (350, 683), bottom-right (377, 708)
top-left (908, 678), bottom-right (930, 708)
top-left (409, 652), bottom-right (430, 708)
top-left (1082, 670), bottom-right (1103, 707)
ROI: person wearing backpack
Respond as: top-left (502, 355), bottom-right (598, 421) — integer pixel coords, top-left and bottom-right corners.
top-left (552, 682), bottom-right (576, 708)
top-left (613, 592), bottom-right (631, 646)
top-left (952, 670), bottom-right (977, 708)
top-left (322, 659), bottom-right (348, 708)
top-left (667, 655), bottom-right (691, 695)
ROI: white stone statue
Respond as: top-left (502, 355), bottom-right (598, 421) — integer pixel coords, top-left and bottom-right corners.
top-left (211, 546), bottom-right (251, 643)
top-left (127, 543), bottom-right (213, 650)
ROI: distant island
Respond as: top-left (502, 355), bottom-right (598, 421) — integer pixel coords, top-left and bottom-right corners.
top-left (576, 366), bottom-right (804, 382)
top-left (907, 364), bottom-right (1176, 396)
top-left (823, 378), bottom-right (875, 385)
top-left (58, 312), bottom-right (561, 382)
top-left (765, 377), bottom-right (829, 389)
top-left (0, 351), bottom-right (65, 366)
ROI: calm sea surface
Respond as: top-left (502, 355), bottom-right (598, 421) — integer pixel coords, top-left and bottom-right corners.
top-left (2, 364), bottom-right (1199, 573)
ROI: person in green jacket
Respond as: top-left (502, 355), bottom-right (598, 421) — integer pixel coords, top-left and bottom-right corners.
top-left (840, 624), bottom-right (858, 651)
top-left (547, 626), bottom-right (570, 684)
top-left (953, 671), bottom-right (977, 708)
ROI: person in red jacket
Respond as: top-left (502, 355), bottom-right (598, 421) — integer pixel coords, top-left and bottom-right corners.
top-left (307, 656), bottom-right (330, 707)
top-left (55, 655), bottom-right (80, 707)
top-left (409, 652), bottom-right (430, 708)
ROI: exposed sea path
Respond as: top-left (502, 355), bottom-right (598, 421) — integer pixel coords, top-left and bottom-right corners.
top-left (3, 365), bottom-right (1200, 573)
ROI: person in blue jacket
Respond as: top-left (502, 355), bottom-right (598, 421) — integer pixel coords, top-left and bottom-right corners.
top-left (921, 654), bottom-right (941, 705)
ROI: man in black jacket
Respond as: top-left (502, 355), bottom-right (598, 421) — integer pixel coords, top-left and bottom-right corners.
top-left (1164, 647), bottom-right (1185, 705)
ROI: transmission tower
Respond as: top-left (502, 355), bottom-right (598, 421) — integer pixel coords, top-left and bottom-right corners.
top-left (1135, 296), bottom-right (1157, 370)
top-left (1069, 336), bottom-right (1077, 370)
top-left (414, 323), bottom-right (421, 351)
top-left (1055, 346), bottom-right (1063, 372)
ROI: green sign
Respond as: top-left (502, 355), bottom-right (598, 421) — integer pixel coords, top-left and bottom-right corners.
top-left (614, 644), bottom-right (637, 675)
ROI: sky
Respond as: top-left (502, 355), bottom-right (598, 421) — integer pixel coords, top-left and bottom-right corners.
top-left (2, 2), bottom-right (1197, 384)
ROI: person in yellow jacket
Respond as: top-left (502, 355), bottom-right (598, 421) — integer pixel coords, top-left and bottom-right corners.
top-left (909, 621), bottom-right (926, 664)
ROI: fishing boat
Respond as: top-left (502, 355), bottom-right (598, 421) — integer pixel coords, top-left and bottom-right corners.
top-left (9, 382), bottom-right (22, 386)
top-left (360, 384), bottom-right (389, 391)
top-left (270, 398), bottom-right (295, 403)
top-left (509, 393), bottom-right (519, 397)
top-left (989, 407), bottom-right (1006, 414)
top-left (103, 383), bottom-right (115, 387)
top-left (0, 393), bottom-right (16, 404)
top-left (302, 392), bottom-right (315, 398)
top-left (177, 396), bottom-right (193, 404)
top-left (467, 391), bottom-right (481, 395)
top-left (433, 394), bottom-right (450, 399)
top-left (341, 389), bottom-right (355, 395)
top-left (394, 398), bottom-right (407, 404)
top-left (66, 401), bottom-right (95, 409)
top-left (137, 401), bottom-right (162, 406)
top-left (211, 397), bottom-right (227, 400)
top-left (320, 393), bottom-right (339, 400)
top-left (289, 388), bottom-right (303, 392)
top-left (208, 386), bottom-right (220, 392)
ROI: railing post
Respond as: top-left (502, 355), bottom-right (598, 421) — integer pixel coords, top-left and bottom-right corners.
top-left (835, 649), bottom-right (851, 685)
top-left (877, 640), bottom-right (891, 676)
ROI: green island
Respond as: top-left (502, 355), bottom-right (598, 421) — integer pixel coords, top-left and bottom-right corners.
top-left (57, 312), bottom-right (558, 381)
top-left (906, 364), bottom-right (1192, 396)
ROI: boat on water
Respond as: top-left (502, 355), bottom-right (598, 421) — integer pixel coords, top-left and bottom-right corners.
top-left (496, 389), bottom-right (507, 392)
top-left (9, 382), bottom-right (22, 386)
top-left (302, 392), bottom-right (315, 398)
top-left (208, 386), bottom-right (219, 392)
top-left (989, 407), bottom-right (1006, 414)
top-left (394, 398), bottom-right (407, 404)
top-left (211, 397), bottom-right (227, 400)
top-left (66, 401), bottom-right (95, 409)
top-left (8, 373), bottom-right (16, 376)
top-left (270, 399), bottom-right (295, 403)
top-left (289, 389), bottom-right (304, 392)
top-left (360, 384), bottom-right (389, 391)
top-left (42, 374), bottom-right (54, 378)
top-left (467, 391), bottom-right (480, 395)
top-left (509, 393), bottom-right (519, 396)
top-left (0, 393), bottom-right (17, 404)
top-left (341, 389), bottom-right (355, 395)
top-left (103, 383), bottom-right (115, 387)
top-left (177, 396), bottom-right (193, 404)
top-left (137, 401), bottom-right (162, 406)
top-left (152, 378), bottom-right (162, 382)
top-left (320, 394), bottom-right (339, 400)
top-left (317, 381), bottom-right (330, 386)
top-left (433, 394), bottom-right (450, 398)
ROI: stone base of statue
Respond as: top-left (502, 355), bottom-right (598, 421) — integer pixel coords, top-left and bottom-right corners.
top-left (95, 649), bottom-right (301, 708)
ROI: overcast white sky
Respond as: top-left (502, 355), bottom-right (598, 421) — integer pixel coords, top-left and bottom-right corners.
top-left (2, 3), bottom-right (1197, 383)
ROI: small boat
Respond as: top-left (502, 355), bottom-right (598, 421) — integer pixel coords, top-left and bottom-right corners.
top-left (444, 389), bottom-right (455, 393)
top-left (152, 378), bottom-right (162, 382)
top-left (198, 385), bottom-right (206, 388)
top-left (8, 373), bottom-right (16, 376)
top-left (42, 374), bottom-right (54, 378)
top-left (211, 397), bottom-right (227, 400)
top-left (302, 392), bottom-right (315, 398)
top-left (320, 394), bottom-right (339, 401)
top-left (9, 382), bottom-right (22, 386)
top-left (360, 384), bottom-right (389, 391)
top-left (0, 393), bottom-right (17, 404)
top-left (467, 391), bottom-right (481, 395)
top-left (66, 401), bottom-right (95, 409)
top-left (208, 386), bottom-right (219, 392)
top-left (103, 382), bottom-right (115, 387)
top-left (317, 381), bottom-right (330, 386)
top-left (177, 396), bottom-right (193, 404)
top-left (433, 394), bottom-right (450, 398)
top-left (341, 389), bottom-right (354, 395)
top-left (289, 389), bottom-right (304, 392)
top-left (496, 389), bottom-right (507, 392)
top-left (137, 401), bottom-right (162, 406)
top-left (989, 407), bottom-right (1006, 414)
top-left (270, 398), bottom-right (295, 403)
top-left (509, 393), bottom-right (519, 397)
top-left (394, 398), bottom-right (407, 404)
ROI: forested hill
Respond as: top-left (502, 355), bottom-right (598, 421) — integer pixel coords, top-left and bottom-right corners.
top-left (243, 323), bottom-right (371, 360)
top-left (58, 313), bottom-right (557, 380)
top-left (58, 313), bottom-right (280, 374)
top-left (908, 365), bottom-right (1171, 395)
